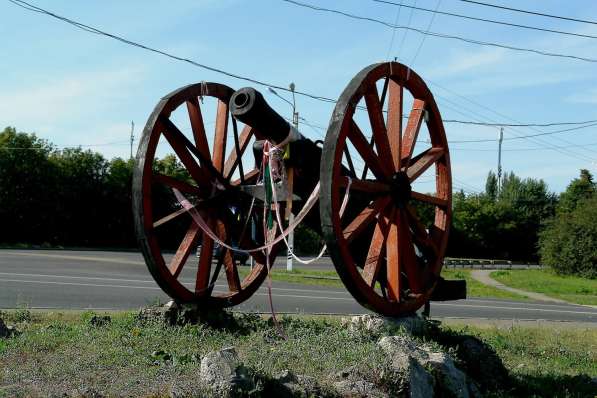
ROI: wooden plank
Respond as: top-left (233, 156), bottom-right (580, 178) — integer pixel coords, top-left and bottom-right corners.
top-left (401, 99), bottom-right (426, 165)
top-left (407, 147), bottom-right (444, 182)
top-left (212, 99), bottom-right (229, 172)
top-left (386, 80), bottom-right (403, 172)
top-left (168, 222), bottom-right (201, 278)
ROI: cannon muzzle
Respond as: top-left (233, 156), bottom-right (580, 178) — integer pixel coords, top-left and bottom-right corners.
top-left (230, 87), bottom-right (291, 144)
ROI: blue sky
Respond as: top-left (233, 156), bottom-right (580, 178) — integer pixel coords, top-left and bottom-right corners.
top-left (1, 0), bottom-right (597, 193)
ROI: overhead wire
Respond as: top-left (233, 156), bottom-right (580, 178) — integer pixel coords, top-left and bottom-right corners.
top-left (409, 0), bottom-right (442, 67)
top-left (373, 0), bottom-right (597, 40)
top-left (7, 0), bottom-right (596, 162)
top-left (457, 0), bottom-right (597, 26)
top-left (7, 0), bottom-right (597, 129)
top-left (279, 0), bottom-right (597, 63)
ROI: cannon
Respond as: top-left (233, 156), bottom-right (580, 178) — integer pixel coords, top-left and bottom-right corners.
top-left (133, 62), bottom-right (465, 317)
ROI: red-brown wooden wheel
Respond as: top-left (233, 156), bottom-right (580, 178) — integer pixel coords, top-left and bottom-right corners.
top-left (320, 62), bottom-right (452, 316)
top-left (133, 82), bottom-right (274, 307)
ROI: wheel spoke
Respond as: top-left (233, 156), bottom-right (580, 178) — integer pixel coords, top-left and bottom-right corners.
top-left (401, 99), bottom-right (426, 165)
top-left (212, 99), bottom-right (229, 172)
top-left (216, 220), bottom-right (241, 292)
top-left (154, 207), bottom-right (191, 228)
top-left (348, 120), bottom-right (389, 180)
top-left (407, 147), bottom-right (444, 182)
top-left (224, 124), bottom-right (253, 179)
top-left (231, 168), bottom-right (260, 186)
top-left (168, 222), bottom-right (202, 279)
top-left (399, 208), bottom-right (423, 293)
top-left (386, 208), bottom-right (400, 301)
top-left (195, 216), bottom-right (215, 293)
top-left (364, 84), bottom-right (394, 175)
top-left (186, 97), bottom-right (211, 162)
top-left (343, 196), bottom-right (391, 243)
top-left (410, 191), bottom-right (448, 208)
top-left (405, 205), bottom-right (438, 257)
top-left (338, 176), bottom-right (390, 193)
top-left (362, 211), bottom-right (391, 287)
top-left (153, 173), bottom-right (201, 194)
top-left (158, 117), bottom-right (212, 188)
top-left (343, 146), bottom-right (357, 178)
top-left (387, 79), bottom-right (403, 171)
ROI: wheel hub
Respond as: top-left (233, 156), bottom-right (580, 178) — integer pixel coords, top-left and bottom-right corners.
top-left (390, 171), bottom-right (412, 207)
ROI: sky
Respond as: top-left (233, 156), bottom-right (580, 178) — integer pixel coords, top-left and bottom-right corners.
top-left (1, 0), bottom-right (597, 194)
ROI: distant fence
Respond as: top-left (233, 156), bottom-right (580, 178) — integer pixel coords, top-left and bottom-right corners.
top-left (443, 258), bottom-right (544, 270)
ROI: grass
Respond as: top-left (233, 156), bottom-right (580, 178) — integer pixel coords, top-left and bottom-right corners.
top-left (1, 309), bottom-right (595, 397)
top-left (490, 269), bottom-right (597, 306)
top-left (441, 269), bottom-right (528, 301)
top-left (241, 267), bottom-right (529, 301)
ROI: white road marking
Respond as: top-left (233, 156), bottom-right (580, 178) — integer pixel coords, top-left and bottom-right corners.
top-left (0, 271), bottom-right (349, 295)
top-left (432, 302), bottom-right (596, 316)
top-left (0, 251), bottom-right (144, 265)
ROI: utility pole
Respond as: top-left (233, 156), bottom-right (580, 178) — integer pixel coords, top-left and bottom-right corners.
top-left (287, 82), bottom-right (297, 272)
top-left (129, 121), bottom-right (135, 160)
top-left (497, 127), bottom-right (503, 194)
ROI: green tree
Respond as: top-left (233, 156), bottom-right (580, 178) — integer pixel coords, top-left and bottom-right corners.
top-left (540, 195), bottom-right (597, 278)
top-left (557, 169), bottom-right (595, 213)
top-left (0, 127), bottom-right (57, 244)
top-left (485, 171), bottom-right (498, 201)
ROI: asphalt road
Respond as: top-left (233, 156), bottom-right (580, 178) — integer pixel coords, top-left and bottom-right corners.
top-left (0, 250), bottom-right (595, 324)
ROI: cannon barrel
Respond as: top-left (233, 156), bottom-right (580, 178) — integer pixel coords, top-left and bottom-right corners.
top-left (230, 87), bottom-right (293, 144)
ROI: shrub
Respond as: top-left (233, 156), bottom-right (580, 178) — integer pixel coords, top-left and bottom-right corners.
top-left (539, 196), bottom-right (597, 278)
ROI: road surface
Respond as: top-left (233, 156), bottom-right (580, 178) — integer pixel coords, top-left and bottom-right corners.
top-left (0, 250), bottom-right (595, 324)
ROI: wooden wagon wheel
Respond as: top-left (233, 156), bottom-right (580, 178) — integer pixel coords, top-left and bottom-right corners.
top-left (133, 82), bottom-right (274, 307)
top-left (320, 62), bottom-right (452, 316)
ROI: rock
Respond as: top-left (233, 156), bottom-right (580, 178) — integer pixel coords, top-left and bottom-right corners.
top-left (456, 336), bottom-right (508, 391)
top-left (89, 315), bottom-right (111, 327)
top-left (0, 317), bottom-right (17, 338)
top-left (388, 352), bottom-right (434, 398)
top-left (199, 347), bottom-right (254, 397)
top-left (333, 367), bottom-right (386, 397)
top-left (0, 317), bottom-right (10, 338)
top-left (342, 314), bottom-right (425, 337)
top-left (267, 369), bottom-right (321, 398)
top-left (379, 335), bottom-right (472, 398)
top-left (421, 351), bottom-right (470, 398)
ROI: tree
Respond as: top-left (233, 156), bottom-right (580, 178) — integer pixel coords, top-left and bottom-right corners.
top-left (557, 169), bottom-right (595, 213)
top-left (539, 195), bottom-right (597, 278)
top-left (485, 171), bottom-right (498, 201)
top-left (0, 127), bottom-right (57, 244)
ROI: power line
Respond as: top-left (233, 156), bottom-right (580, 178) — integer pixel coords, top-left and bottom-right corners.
top-left (458, 0), bottom-right (597, 26)
top-left (280, 0), bottom-right (597, 63)
top-left (409, 0), bottom-right (442, 66)
top-left (373, 0), bottom-right (597, 40)
top-left (452, 141), bottom-right (597, 152)
top-left (8, 0), bottom-right (597, 129)
top-left (6, 0), bottom-right (338, 105)
top-left (448, 121), bottom-right (597, 143)
top-left (442, 119), bottom-right (597, 128)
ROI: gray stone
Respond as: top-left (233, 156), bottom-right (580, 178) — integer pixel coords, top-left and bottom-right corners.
top-left (199, 347), bottom-right (254, 397)
top-left (333, 367), bottom-right (386, 397)
top-left (0, 317), bottom-right (9, 338)
top-left (379, 335), bottom-right (472, 398)
top-left (422, 352), bottom-right (470, 398)
top-left (342, 314), bottom-right (425, 337)
top-left (269, 370), bottom-right (321, 398)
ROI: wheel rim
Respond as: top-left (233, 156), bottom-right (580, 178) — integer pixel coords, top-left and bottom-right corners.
top-left (320, 62), bottom-right (452, 316)
top-left (133, 82), bottom-right (274, 307)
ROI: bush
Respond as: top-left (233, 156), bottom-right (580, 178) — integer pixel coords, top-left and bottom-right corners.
top-left (539, 196), bottom-right (597, 278)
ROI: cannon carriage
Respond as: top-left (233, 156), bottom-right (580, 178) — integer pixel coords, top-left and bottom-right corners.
top-left (133, 62), bottom-right (465, 317)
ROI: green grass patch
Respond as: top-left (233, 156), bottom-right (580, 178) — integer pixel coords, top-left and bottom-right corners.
top-left (240, 267), bottom-right (529, 301)
top-left (239, 267), bottom-right (344, 288)
top-left (490, 269), bottom-right (597, 306)
top-left (447, 323), bottom-right (597, 397)
top-left (441, 269), bottom-right (528, 301)
top-left (0, 309), bottom-right (594, 397)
